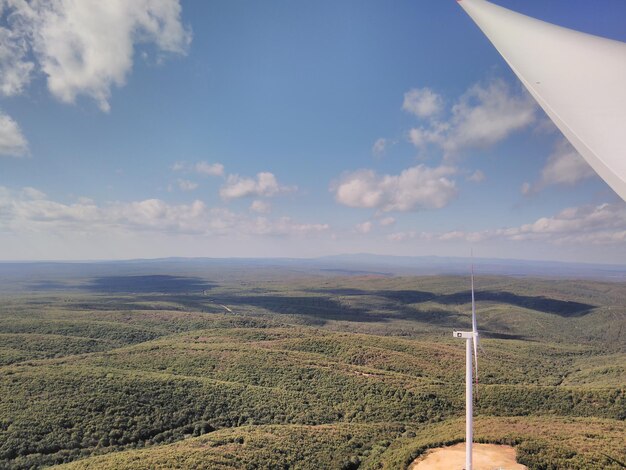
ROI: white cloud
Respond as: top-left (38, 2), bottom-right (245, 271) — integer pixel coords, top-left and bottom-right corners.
top-left (378, 216), bottom-right (395, 227)
top-left (250, 200), bottom-right (271, 214)
top-left (21, 187), bottom-right (46, 199)
top-left (176, 179), bottom-right (197, 191)
top-left (388, 202), bottom-right (626, 246)
top-left (402, 87), bottom-right (443, 118)
top-left (387, 231), bottom-right (415, 242)
top-left (251, 217), bottom-right (329, 236)
top-left (195, 161), bottom-right (224, 176)
top-left (355, 221), bottom-right (372, 234)
top-left (220, 172), bottom-right (294, 200)
top-left (443, 80), bottom-right (536, 154)
top-left (0, 186), bottom-right (328, 238)
top-left (0, 110), bottom-right (28, 157)
top-left (332, 164), bottom-right (457, 212)
top-left (0, 24), bottom-right (34, 96)
top-left (507, 203), bottom-right (626, 243)
top-left (3, 0), bottom-right (191, 112)
top-left (172, 161), bottom-right (225, 177)
top-left (407, 80), bottom-right (536, 157)
top-left (541, 141), bottom-right (594, 185)
top-left (534, 117), bottom-right (559, 135)
top-left (467, 170), bottom-right (485, 183)
top-left (0, 0), bottom-right (190, 158)
top-left (523, 139), bottom-right (596, 194)
top-left (407, 121), bottom-right (449, 148)
top-left (372, 138), bottom-right (388, 157)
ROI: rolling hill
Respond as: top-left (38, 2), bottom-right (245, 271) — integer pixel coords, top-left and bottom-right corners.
top-left (0, 260), bottom-right (623, 469)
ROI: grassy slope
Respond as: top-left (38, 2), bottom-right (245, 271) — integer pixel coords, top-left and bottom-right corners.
top-left (0, 273), bottom-right (624, 469)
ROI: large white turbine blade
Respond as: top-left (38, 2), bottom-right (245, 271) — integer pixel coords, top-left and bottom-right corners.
top-left (471, 265), bottom-right (478, 386)
top-left (471, 265), bottom-right (477, 336)
top-left (458, 0), bottom-right (626, 202)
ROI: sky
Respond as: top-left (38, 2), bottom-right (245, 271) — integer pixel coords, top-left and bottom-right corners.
top-left (0, 0), bottom-right (625, 263)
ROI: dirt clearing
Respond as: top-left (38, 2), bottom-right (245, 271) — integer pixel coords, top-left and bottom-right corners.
top-left (409, 442), bottom-right (527, 470)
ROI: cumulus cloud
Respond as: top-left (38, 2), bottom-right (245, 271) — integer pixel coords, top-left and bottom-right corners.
top-left (250, 200), bottom-right (271, 214)
top-left (251, 217), bottom-right (329, 236)
top-left (21, 187), bottom-right (47, 200)
top-left (402, 87), bottom-right (443, 118)
top-left (172, 161), bottom-right (225, 177)
top-left (0, 110), bottom-right (28, 157)
top-left (0, 24), bottom-right (34, 96)
top-left (176, 179), bottom-right (197, 191)
top-left (0, 0), bottom-right (190, 156)
top-left (2, 0), bottom-right (190, 112)
top-left (195, 161), bottom-right (224, 176)
top-left (220, 172), bottom-right (294, 200)
top-left (407, 79), bottom-right (536, 157)
top-left (467, 170), bottom-right (485, 183)
top-left (355, 221), bottom-right (372, 234)
top-left (505, 203), bottom-right (626, 244)
top-left (0, 186), bottom-right (328, 238)
top-left (407, 122), bottom-right (448, 148)
top-left (378, 216), bottom-right (395, 227)
top-left (372, 138), bottom-right (388, 157)
top-left (389, 202), bottom-right (626, 246)
top-left (522, 139), bottom-right (596, 195)
top-left (332, 164), bottom-right (457, 212)
top-left (444, 80), bottom-right (536, 154)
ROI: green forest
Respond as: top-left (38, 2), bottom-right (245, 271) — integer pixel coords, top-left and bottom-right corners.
top-left (0, 266), bottom-right (624, 469)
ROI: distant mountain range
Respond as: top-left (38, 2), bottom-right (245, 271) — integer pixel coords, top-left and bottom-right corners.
top-left (311, 253), bottom-right (626, 279)
top-left (1, 253), bottom-right (624, 286)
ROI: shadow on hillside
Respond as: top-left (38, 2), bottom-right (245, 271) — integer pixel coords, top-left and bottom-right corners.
top-left (479, 331), bottom-right (527, 340)
top-left (306, 288), bottom-right (595, 317)
top-left (31, 275), bottom-right (216, 295)
top-left (83, 275), bottom-right (215, 294)
top-left (436, 290), bottom-right (595, 317)
top-left (30, 280), bottom-right (82, 291)
top-left (198, 293), bottom-right (465, 329)
top-left (315, 288), bottom-right (436, 304)
top-left (32, 277), bottom-right (595, 326)
top-left (211, 295), bottom-right (381, 322)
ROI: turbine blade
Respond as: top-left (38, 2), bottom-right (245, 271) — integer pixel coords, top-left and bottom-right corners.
top-left (473, 334), bottom-right (479, 395)
top-left (478, 340), bottom-right (487, 357)
top-left (471, 260), bottom-right (479, 397)
top-left (471, 263), bottom-right (477, 335)
top-left (458, 0), bottom-right (626, 202)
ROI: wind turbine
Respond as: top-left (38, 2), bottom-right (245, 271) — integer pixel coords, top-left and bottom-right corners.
top-left (453, 263), bottom-right (479, 470)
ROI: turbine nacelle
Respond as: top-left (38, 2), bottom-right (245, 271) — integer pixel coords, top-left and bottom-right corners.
top-left (453, 331), bottom-right (474, 339)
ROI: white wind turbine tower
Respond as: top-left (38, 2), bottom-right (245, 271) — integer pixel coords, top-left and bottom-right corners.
top-left (453, 263), bottom-right (479, 470)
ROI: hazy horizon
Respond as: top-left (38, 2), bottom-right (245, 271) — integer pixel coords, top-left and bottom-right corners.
top-left (2, 251), bottom-right (626, 268)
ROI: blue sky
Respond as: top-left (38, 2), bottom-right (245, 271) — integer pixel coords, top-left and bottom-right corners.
top-left (0, 0), bottom-right (625, 262)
